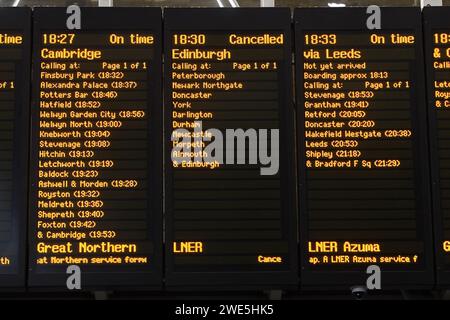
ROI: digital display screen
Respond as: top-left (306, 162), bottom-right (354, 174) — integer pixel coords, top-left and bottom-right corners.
top-left (424, 7), bottom-right (450, 287)
top-left (28, 8), bottom-right (162, 288)
top-left (295, 8), bottom-right (434, 287)
top-left (0, 8), bottom-right (30, 288)
top-left (164, 8), bottom-right (297, 289)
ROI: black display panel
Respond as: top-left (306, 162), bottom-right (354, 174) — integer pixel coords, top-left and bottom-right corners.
top-left (0, 8), bottom-right (30, 288)
top-left (164, 8), bottom-right (297, 289)
top-left (295, 8), bottom-right (434, 288)
top-left (29, 8), bottom-right (162, 289)
top-left (424, 7), bottom-right (450, 287)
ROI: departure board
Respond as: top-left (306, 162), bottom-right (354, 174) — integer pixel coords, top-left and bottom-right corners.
top-left (164, 8), bottom-right (298, 289)
top-left (29, 8), bottom-right (162, 288)
top-left (424, 7), bottom-right (450, 287)
top-left (295, 8), bottom-right (434, 287)
top-left (0, 8), bottom-right (30, 288)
